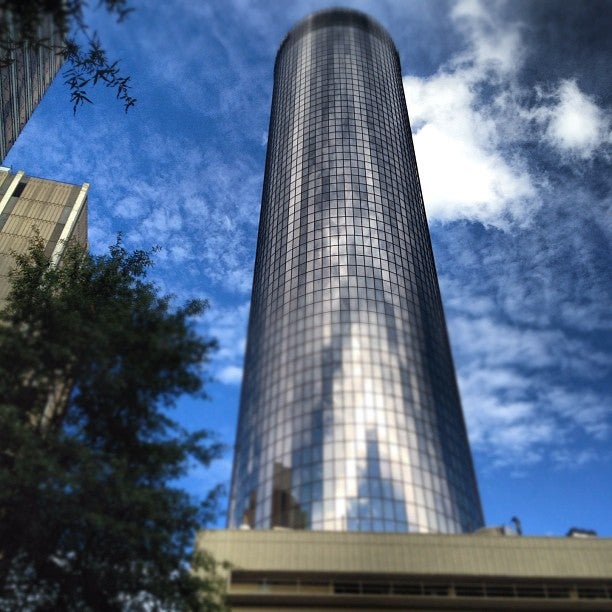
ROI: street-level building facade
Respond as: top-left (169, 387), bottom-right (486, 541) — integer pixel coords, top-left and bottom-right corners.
top-left (228, 9), bottom-right (483, 533)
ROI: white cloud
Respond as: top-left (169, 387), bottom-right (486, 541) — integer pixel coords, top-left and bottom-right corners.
top-left (116, 195), bottom-right (147, 220)
top-left (142, 207), bottom-right (183, 234)
top-left (407, 118), bottom-right (534, 223)
top-left (543, 387), bottom-right (610, 441)
top-left (205, 301), bottom-right (250, 386)
top-left (403, 1), bottom-right (538, 226)
top-left (207, 301), bottom-right (249, 360)
top-left (536, 80), bottom-right (610, 158)
top-left (550, 448), bottom-right (600, 470)
top-left (131, 0), bottom-right (273, 136)
top-left (449, 304), bottom-right (611, 468)
top-left (217, 365), bottom-right (243, 385)
top-left (450, 0), bottom-right (525, 75)
top-left (403, 0), bottom-right (611, 227)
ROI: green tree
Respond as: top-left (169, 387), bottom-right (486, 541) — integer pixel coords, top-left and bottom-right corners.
top-left (0, 0), bottom-right (136, 112)
top-left (0, 238), bottom-right (227, 611)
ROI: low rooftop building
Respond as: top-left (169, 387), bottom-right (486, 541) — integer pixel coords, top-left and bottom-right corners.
top-left (198, 529), bottom-right (612, 611)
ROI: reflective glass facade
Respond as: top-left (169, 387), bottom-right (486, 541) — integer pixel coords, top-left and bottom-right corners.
top-left (0, 13), bottom-right (63, 161)
top-left (228, 9), bottom-right (484, 533)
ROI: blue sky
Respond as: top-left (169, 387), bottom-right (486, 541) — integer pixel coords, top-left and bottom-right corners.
top-left (5, 0), bottom-right (611, 536)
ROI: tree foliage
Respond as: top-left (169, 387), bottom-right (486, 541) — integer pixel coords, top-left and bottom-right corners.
top-left (0, 238), bottom-right (227, 611)
top-left (0, 0), bottom-right (136, 112)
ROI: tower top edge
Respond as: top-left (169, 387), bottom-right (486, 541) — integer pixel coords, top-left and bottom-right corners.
top-left (277, 7), bottom-right (397, 58)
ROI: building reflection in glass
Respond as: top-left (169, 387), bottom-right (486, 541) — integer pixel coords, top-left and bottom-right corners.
top-left (228, 8), bottom-right (484, 533)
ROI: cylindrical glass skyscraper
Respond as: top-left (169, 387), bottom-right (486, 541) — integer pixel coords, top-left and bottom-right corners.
top-left (228, 9), bottom-right (484, 533)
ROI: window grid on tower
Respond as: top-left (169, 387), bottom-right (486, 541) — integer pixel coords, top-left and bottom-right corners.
top-left (228, 9), bottom-right (483, 534)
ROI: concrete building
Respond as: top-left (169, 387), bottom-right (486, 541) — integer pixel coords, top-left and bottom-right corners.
top-left (0, 10), bottom-right (63, 161)
top-left (0, 168), bottom-right (88, 304)
top-left (199, 529), bottom-right (612, 611)
top-left (228, 8), bottom-right (483, 533)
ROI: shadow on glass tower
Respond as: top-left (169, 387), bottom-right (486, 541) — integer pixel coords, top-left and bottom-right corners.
top-left (228, 8), bottom-right (484, 533)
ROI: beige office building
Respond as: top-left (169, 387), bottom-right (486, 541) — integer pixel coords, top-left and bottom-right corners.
top-left (0, 168), bottom-right (88, 304)
top-left (198, 529), bottom-right (612, 611)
